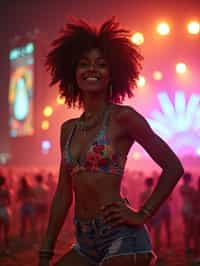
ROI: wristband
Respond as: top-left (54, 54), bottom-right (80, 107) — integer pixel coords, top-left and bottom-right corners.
top-left (39, 249), bottom-right (54, 259)
top-left (140, 206), bottom-right (152, 217)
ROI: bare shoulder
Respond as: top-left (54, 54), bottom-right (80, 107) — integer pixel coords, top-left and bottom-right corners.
top-left (61, 118), bottom-right (78, 132)
top-left (60, 118), bottom-right (78, 148)
top-left (111, 104), bottom-right (144, 125)
top-left (111, 103), bottom-right (153, 141)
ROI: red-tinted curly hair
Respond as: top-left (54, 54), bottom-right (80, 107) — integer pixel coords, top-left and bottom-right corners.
top-left (46, 17), bottom-right (143, 108)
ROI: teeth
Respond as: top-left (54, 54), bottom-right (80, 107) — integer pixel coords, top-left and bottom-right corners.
top-left (86, 77), bottom-right (98, 81)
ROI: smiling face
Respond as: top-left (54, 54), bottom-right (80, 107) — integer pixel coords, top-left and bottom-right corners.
top-left (75, 48), bottom-right (110, 95)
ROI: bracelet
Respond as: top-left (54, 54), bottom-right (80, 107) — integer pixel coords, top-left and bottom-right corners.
top-left (122, 198), bottom-right (130, 205)
top-left (140, 206), bottom-right (152, 217)
top-left (39, 249), bottom-right (54, 259)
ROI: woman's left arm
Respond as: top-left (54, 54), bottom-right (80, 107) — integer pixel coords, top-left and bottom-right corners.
top-left (123, 107), bottom-right (184, 218)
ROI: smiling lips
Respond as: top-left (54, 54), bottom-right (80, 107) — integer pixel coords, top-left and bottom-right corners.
top-left (83, 74), bottom-right (101, 81)
top-left (85, 77), bottom-right (99, 81)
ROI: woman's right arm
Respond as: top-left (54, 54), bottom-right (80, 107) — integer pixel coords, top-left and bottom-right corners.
top-left (40, 121), bottom-right (73, 251)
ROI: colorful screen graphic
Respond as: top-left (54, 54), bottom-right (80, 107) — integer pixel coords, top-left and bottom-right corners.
top-left (147, 91), bottom-right (200, 156)
top-left (9, 43), bottom-right (34, 137)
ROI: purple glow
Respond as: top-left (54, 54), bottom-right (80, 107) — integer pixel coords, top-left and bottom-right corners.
top-left (148, 91), bottom-right (200, 156)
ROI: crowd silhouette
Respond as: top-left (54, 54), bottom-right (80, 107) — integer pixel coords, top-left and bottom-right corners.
top-left (0, 167), bottom-right (200, 264)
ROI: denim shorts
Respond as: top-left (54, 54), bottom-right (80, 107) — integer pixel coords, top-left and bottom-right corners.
top-left (73, 216), bottom-right (157, 265)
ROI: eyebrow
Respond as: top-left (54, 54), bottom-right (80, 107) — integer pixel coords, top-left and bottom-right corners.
top-left (80, 56), bottom-right (106, 61)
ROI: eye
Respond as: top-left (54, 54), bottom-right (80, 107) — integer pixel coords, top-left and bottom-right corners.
top-left (79, 61), bottom-right (89, 67)
top-left (98, 62), bottom-right (107, 67)
top-left (96, 60), bottom-right (108, 68)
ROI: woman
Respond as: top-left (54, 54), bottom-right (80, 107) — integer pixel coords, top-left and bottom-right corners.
top-left (39, 18), bottom-right (184, 266)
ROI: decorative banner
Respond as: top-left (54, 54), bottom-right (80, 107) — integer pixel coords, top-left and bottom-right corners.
top-left (9, 43), bottom-right (34, 137)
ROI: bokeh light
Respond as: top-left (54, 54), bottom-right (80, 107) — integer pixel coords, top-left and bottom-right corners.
top-left (43, 106), bottom-right (53, 117)
top-left (132, 151), bottom-right (141, 160)
top-left (41, 120), bottom-right (49, 130)
top-left (136, 75), bottom-right (146, 88)
top-left (176, 63), bottom-right (187, 74)
top-left (153, 71), bottom-right (163, 81)
top-left (157, 22), bottom-right (170, 35)
top-left (187, 21), bottom-right (200, 34)
top-left (41, 140), bottom-right (51, 154)
top-left (130, 32), bottom-right (144, 45)
top-left (56, 95), bottom-right (65, 105)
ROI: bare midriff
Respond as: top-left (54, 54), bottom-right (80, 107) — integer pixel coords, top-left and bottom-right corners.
top-left (72, 171), bottom-right (122, 220)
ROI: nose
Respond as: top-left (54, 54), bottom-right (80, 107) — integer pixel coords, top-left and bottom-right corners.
top-left (88, 63), bottom-right (96, 71)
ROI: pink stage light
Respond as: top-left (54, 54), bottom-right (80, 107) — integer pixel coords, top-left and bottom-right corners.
top-left (148, 91), bottom-right (200, 157)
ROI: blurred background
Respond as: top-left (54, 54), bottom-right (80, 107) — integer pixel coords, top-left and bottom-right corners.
top-left (0, 1), bottom-right (200, 265)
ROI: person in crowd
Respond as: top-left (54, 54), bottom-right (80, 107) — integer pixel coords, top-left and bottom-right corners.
top-left (179, 172), bottom-right (195, 253)
top-left (17, 176), bottom-right (35, 241)
top-left (193, 176), bottom-right (200, 263)
top-left (0, 175), bottom-right (11, 253)
top-left (33, 174), bottom-right (49, 242)
top-left (139, 177), bottom-right (162, 253)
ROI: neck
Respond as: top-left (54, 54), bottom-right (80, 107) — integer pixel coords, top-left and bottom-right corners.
top-left (83, 94), bottom-right (111, 117)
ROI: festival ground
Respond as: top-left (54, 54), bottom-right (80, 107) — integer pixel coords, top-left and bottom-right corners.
top-left (0, 223), bottom-right (199, 266)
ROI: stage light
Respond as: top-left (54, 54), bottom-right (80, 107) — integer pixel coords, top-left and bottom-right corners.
top-left (136, 75), bottom-right (146, 88)
top-left (157, 22), bottom-right (170, 35)
top-left (153, 71), bottom-right (163, 81)
top-left (187, 21), bottom-right (200, 34)
top-left (130, 32), bottom-right (144, 45)
top-left (176, 63), bottom-right (187, 74)
top-left (196, 147), bottom-right (200, 156)
top-left (41, 140), bottom-right (51, 154)
top-left (41, 120), bottom-right (49, 130)
top-left (56, 95), bottom-right (65, 105)
top-left (148, 91), bottom-right (200, 156)
top-left (43, 106), bottom-right (53, 117)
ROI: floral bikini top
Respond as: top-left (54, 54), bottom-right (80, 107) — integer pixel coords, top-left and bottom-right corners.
top-left (63, 106), bottom-right (126, 177)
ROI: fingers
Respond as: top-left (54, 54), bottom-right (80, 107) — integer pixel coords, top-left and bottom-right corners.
top-left (110, 217), bottom-right (124, 227)
top-left (102, 206), bottom-right (121, 219)
top-left (101, 200), bottom-right (124, 211)
top-left (100, 200), bottom-right (144, 227)
top-left (103, 212), bottom-right (124, 228)
top-left (101, 200), bottom-right (126, 227)
top-left (103, 212), bottom-right (121, 223)
top-left (101, 201), bottom-right (123, 217)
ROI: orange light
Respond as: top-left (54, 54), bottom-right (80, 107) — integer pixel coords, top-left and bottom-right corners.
top-left (176, 63), bottom-right (187, 74)
top-left (157, 22), bottom-right (170, 35)
top-left (187, 21), bottom-right (200, 34)
top-left (153, 71), bottom-right (163, 81)
top-left (136, 75), bottom-right (146, 88)
top-left (130, 32), bottom-right (144, 45)
top-left (132, 151), bottom-right (141, 160)
top-left (41, 120), bottom-right (50, 130)
top-left (43, 106), bottom-right (53, 117)
top-left (56, 95), bottom-right (65, 105)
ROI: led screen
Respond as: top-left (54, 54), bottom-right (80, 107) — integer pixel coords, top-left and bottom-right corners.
top-left (9, 42), bottom-right (34, 137)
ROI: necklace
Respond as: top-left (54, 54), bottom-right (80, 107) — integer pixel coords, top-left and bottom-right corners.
top-left (78, 105), bottom-right (110, 133)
